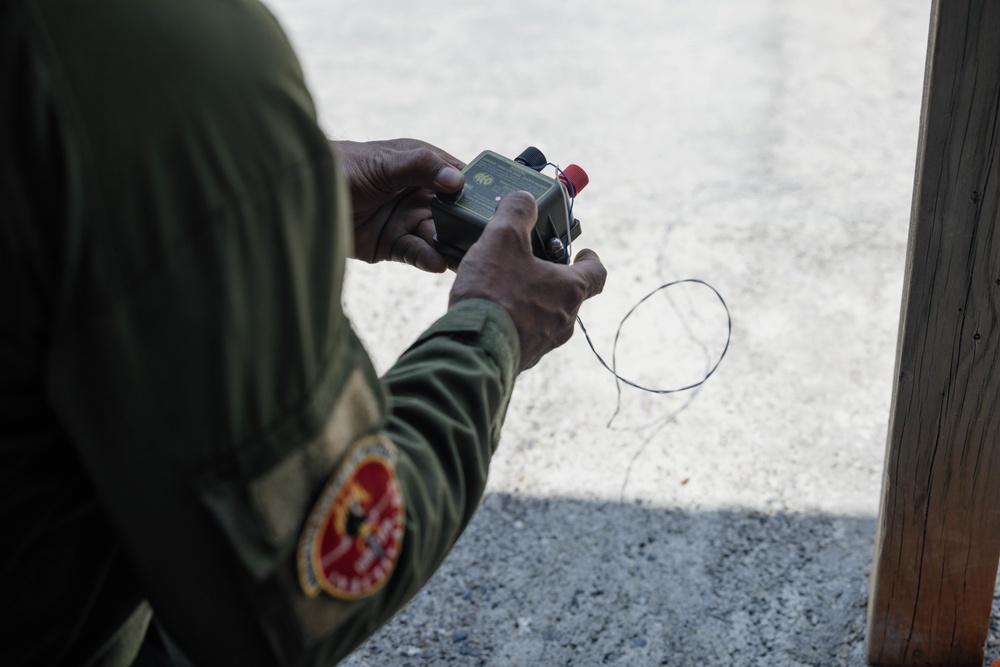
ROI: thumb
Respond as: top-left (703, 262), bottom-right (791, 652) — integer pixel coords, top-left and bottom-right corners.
top-left (381, 146), bottom-right (465, 194)
top-left (478, 191), bottom-right (538, 253)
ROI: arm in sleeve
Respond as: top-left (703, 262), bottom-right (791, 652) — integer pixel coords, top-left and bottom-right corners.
top-left (24, 1), bottom-right (523, 664)
top-left (287, 299), bottom-right (519, 664)
top-left (384, 297), bottom-right (519, 572)
top-left (375, 298), bottom-right (519, 608)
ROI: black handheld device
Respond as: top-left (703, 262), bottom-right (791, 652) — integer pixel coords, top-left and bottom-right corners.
top-left (431, 146), bottom-right (588, 264)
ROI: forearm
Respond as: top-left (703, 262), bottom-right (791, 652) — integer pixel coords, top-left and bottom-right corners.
top-left (382, 298), bottom-right (518, 576)
top-left (311, 299), bottom-right (518, 663)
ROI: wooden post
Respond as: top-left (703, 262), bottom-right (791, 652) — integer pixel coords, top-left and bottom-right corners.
top-left (866, 0), bottom-right (1000, 665)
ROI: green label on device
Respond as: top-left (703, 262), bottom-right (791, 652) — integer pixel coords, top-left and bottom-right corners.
top-left (455, 151), bottom-right (557, 222)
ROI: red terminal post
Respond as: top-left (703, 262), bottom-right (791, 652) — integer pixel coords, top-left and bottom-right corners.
top-left (558, 164), bottom-right (589, 196)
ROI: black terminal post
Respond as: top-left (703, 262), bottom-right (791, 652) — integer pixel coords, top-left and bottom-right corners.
top-left (514, 146), bottom-right (547, 172)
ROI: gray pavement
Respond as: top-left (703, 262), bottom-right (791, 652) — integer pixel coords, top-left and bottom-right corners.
top-left (264, 1), bottom-right (1000, 664)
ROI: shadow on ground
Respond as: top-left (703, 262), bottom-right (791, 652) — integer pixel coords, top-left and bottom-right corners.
top-left (343, 494), bottom-right (876, 666)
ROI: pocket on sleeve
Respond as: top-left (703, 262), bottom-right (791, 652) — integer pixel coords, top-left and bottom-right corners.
top-left (194, 365), bottom-right (384, 582)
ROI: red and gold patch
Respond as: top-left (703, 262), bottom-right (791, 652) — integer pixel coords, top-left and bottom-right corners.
top-left (297, 435), bottom-right (405, 600)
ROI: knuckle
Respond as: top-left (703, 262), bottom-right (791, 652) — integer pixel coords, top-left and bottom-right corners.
top-left (555, 325), bottom-right (573, 347)
top-left (592, 268), bottom-right (608, 295)
top-left (364, 149), bottom-right (394, 189)
top-left (413, 146), bottom-right (437, 163)
top-left (410, 146), bottom-right (446, 177)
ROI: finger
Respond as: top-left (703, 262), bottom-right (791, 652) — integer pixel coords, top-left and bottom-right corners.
top-left (389, 235), bottom-right (448, 274)
top-left (382, 138), bottom-right (465, 171)
top-left (379, 145), bottom-right (466, 195)
top-left (570, 248), bottom-right (608, 299)
top-left (478, 191), bottom-right (538, 250)
top-left (415, 217), bottom-right (438, 246)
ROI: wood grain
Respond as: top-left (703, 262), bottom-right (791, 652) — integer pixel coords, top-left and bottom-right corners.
top-left (866, 0), bottom-right (1000, 665)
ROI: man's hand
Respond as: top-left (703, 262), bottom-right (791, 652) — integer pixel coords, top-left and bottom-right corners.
top-left (336, 139), bottom-right (465, 274)
top-left (449, 192), bottom-right (607, 373)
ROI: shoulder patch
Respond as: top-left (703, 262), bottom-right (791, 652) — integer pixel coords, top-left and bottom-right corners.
top-left (296, 435), bottom-right (405, 600)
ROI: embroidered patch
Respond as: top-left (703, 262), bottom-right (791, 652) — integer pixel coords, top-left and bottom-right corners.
top-left (297, 435), bottom-right (405, 600)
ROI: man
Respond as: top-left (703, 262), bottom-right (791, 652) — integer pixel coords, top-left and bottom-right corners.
top-left (0, 0), bottom-right (606, 665)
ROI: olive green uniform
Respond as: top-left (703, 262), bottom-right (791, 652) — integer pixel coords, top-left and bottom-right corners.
top-left (0, 1), bottom-right (518, 665)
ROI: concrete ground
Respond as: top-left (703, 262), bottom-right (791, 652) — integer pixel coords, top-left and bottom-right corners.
top-left (265, 1), bottom-right (1000, 664)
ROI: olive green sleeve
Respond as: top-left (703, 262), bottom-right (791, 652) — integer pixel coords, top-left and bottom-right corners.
top-left (282, 299), bottom-right (519, 665)
top-left (376, 298), bottom-right (519, 613)
top-left (10, 1), bottom-right (523, 665)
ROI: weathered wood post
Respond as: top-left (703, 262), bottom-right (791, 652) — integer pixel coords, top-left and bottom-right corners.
top-left (866, 0), bottom-right (1000, 665)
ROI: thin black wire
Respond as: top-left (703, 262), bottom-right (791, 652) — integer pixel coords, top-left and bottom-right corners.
top-left (576, 278), bottom-right (732, 426)
top-left (536, 160), bottom-right (732, 423)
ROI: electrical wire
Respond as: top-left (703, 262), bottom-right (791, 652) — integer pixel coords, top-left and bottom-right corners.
top-left (542, 161), bottom-right (732, 426)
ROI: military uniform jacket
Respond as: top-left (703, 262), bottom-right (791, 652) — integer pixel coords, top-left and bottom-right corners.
top-left (0, 1), bottom-right (519, 664)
